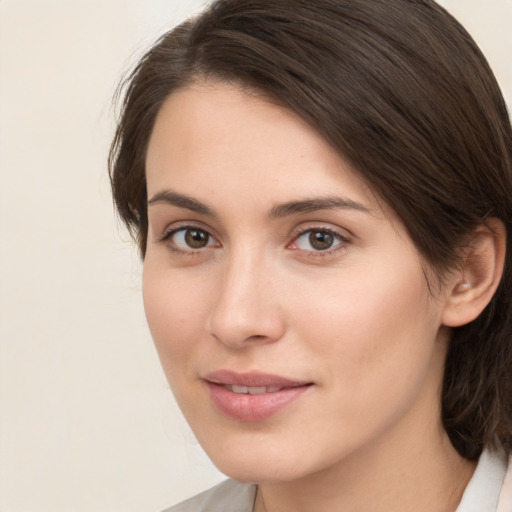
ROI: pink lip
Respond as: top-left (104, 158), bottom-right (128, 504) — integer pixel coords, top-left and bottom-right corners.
top-left (204, 370), bottom-right (313, 422)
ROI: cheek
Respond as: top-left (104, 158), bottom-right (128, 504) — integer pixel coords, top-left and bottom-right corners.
top-left (294, 260), bottom-right (440, 395)
top-left (142, 263), bottom-right (210, 375)
top-left (283, 265), bottom-right (444, 460)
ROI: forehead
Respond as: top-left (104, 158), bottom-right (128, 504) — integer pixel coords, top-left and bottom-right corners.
top-left (146, 82), bottom-right (377, 204)
top-left (147, 82), bottom-right (340, 175)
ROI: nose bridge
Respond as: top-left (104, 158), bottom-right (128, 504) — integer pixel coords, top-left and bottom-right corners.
top-left (208, 243), bottom-right (284, 348)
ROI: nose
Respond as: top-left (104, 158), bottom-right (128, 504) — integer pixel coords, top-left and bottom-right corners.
top-left (207, 251), bottom-right (286, 349)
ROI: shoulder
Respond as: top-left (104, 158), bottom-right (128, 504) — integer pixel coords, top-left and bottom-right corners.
top-left (162, 479), bottom-right (257, 512)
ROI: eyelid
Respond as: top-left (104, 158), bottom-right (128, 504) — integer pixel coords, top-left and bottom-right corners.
top-left (158, 220), bottom-right (215, 240)
top-left (288, 222), bottom-right (352, 241)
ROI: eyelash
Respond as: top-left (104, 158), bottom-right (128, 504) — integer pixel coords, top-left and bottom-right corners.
top-left (158, 224), bottom-right (350, 258)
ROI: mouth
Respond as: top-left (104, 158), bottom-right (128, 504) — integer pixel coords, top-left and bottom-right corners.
top-left (203, 370), bottom-right (313, 422)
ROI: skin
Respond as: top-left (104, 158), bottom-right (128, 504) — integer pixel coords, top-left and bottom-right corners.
top-left (143, 82), bottom-right (476, 512)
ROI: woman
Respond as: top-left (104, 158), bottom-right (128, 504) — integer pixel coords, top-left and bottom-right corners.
top-left (109, 1), bottom-right (512, 510)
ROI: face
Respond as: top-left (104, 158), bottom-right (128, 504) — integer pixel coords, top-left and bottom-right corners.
top-left (143, 82), bottom-right (452, 484)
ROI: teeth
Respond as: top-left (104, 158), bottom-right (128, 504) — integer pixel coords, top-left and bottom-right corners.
top-left (228, 385), bottom-right (281, 394)
top-left (231, 385), bottom-right (249, 394)
top-left (248, 386), bottom-right (267, 395)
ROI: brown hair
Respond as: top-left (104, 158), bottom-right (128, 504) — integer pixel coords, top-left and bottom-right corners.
top-left (109, 0), bottom-right (512, 460)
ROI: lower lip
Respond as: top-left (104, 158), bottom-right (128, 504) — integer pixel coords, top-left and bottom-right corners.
top-left (206, 382), bottom-right (311, 422)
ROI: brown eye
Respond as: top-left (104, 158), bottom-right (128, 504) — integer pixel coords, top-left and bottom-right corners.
top-left (309, 230), bottom-right (334, 250)
top-left (289, 228), bottom-right (347, 253)
top-left (166, 227), bottom-right (218, 251)
top-left (184, 228), bottom-right (210, 248)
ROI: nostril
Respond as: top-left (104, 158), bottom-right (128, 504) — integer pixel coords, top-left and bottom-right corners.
top-left (247, 334), bottom-right (267, 341)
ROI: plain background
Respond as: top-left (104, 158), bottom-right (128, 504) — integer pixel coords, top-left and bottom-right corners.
top-left (0, 1), bottom-right (511, 511)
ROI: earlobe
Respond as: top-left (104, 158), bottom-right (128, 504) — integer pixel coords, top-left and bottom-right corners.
top-left (442, 218), bottom-right (506, 327)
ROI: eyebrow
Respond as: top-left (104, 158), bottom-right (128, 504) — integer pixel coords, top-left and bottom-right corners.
top-left (269, 196), bottom-right (370, 218)
top-left (148, 190), bottom-right (214, 216)
top-left (147, 189), bottom-right (370, 218)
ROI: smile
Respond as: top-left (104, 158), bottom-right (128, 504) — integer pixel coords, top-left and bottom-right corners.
top-left (204, 370), bottom-right (313, 421)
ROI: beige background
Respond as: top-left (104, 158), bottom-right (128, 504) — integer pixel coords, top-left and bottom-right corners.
top-left (0, 1), bottom-right (510, 511)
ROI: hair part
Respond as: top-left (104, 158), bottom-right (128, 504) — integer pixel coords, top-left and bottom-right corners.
top-left (109, 0), bottom-right (512, 459)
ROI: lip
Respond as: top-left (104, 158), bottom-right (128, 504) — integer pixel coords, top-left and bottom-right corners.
top-left (204, 370), bottom-right (313, 422)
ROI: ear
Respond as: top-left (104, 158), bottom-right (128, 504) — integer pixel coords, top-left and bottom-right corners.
top-left (441, 218), bottom-right (506, 327)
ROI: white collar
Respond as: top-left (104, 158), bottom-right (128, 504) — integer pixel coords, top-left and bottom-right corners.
top-left (456, 449), bottom-right (509, 512)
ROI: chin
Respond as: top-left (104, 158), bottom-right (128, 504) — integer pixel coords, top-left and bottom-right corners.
top-left (199, 433), bottom-right (329, 485)
top-left (213, 458), bottom-right (304, 484)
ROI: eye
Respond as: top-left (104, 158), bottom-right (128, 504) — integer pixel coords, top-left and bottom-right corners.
top-left (289, 228), bottom-right (347, 252)
top-left (164, 227), bottom-right (219, 251)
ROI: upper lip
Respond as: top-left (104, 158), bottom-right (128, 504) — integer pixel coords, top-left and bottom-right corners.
top-left (203, 370), bottom-right (312, 388)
